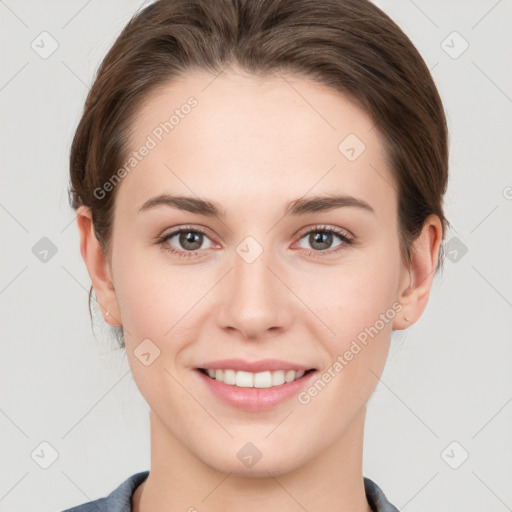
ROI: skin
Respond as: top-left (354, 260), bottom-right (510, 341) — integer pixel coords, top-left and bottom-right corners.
top-left (77, 69), bottom-right (442, 512)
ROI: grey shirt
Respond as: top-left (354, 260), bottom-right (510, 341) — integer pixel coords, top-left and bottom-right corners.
top-left (60, 471), bottom-right (399, 511)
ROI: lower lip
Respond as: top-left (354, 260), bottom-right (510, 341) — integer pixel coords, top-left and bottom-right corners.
top-left (195, 369), bottom-right (317, 411)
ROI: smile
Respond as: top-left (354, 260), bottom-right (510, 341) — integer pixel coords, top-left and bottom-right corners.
top-left (195, 367), bottom-right (318, 411)
top-left (198, 368), bottom-right (316, 388)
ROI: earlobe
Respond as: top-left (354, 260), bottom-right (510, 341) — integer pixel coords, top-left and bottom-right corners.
top-left (76, 205), bottom-right (122, 326)
top-left (392, 214), bottom-right (443, 330)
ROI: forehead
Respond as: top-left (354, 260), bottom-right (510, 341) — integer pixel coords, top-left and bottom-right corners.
top-left (115, 70), bottom-right (396, 221)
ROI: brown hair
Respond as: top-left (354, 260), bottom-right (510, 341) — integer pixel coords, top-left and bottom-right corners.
top-left (68, 0), bottom-right (449, 347)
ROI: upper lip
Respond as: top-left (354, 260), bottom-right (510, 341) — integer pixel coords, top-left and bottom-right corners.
top-left (197, 358), bottom-right (315, 373)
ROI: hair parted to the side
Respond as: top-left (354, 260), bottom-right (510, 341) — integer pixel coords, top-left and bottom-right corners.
top-left (68, 0), bottom-right (450, 349)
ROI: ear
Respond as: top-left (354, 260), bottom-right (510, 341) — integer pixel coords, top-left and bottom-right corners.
top-left (76, 205), bottom-right (122, 327)
top-left (393, 214), bottom-right (443, 330)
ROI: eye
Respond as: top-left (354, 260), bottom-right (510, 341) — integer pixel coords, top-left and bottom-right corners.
top-left (295, 225), bottom-right (354, 256)
top-left (157, 224), bottom-right (354, 259)
top-left (157, 226), bottom-right (214, 258)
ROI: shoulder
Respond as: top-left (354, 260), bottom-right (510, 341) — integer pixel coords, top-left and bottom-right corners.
top-left (59, 471), bottom-right (150, 512)
top-left (364, 477), bottom-right (400, 512)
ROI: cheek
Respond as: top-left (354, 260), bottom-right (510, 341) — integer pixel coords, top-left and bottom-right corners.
top-left (114, 272), bottom-right (165, 337)
top-left (311, 248), bottom-right (401, 379)
top-left (111, 241), bottom-right (184, 331)
top-left (307, 254), bottom-right (399, 334)
top-left (301, 283), bottom-right (397, 416)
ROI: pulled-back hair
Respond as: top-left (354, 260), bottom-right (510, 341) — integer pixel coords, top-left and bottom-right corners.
top-left (68, 0), bottom-right (449, 346)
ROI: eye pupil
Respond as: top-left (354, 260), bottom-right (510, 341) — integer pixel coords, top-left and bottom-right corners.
top-left (310, 232), bottom-right (332, 250)
top-left (180, 231), bottom-right (202, 250)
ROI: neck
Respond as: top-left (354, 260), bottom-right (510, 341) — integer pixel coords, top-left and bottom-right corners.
top-left (135, 407), bottom-right (372, 512)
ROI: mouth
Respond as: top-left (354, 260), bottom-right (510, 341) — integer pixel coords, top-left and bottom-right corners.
top-left (193, 357), bottom-right (319, 411)
top-left (194, 366), bottom-right (318, 411)
top-left (196, 367), bottom-right (317, 388)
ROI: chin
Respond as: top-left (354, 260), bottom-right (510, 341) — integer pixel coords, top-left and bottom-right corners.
top-left (200, 444), bottom-right (304, 478)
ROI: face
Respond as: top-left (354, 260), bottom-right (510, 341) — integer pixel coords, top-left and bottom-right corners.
top-left (97, 70), bottom-right (413, 476)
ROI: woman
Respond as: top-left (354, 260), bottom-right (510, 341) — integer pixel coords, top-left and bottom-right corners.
top-left (64, 0), bottom-right (448, 510)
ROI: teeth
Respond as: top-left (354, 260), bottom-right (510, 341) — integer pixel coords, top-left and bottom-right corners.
top-left (203, 369), bottom-right (307, 388)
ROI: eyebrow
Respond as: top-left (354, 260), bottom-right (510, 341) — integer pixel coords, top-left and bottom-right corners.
top-left (137, 193), bottom-right (375, 219)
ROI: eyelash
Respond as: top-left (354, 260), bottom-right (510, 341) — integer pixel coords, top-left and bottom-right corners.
top-left (156, 224), bottom-right (354, 259)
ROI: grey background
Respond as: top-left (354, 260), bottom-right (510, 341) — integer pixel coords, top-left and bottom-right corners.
top-left (1, 1), bottom-right (511, 511)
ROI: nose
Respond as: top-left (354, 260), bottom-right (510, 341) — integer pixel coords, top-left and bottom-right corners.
top-left (217, 245), bottom-right (293, 340)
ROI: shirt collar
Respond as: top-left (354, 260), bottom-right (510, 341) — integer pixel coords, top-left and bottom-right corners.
top-left (103, 471), bottom-right (399, 512)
